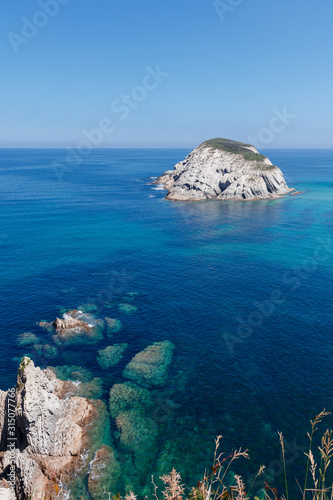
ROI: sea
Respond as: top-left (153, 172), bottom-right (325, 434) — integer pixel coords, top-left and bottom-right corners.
top-left (0, 148), bottom-right (332, 498)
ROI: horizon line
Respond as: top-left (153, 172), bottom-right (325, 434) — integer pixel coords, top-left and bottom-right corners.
top-left (1, 146), bottom-right (333, 150)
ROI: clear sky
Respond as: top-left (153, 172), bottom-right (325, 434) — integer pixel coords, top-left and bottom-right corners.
top-left (1, 0), bottom-right (333, 148)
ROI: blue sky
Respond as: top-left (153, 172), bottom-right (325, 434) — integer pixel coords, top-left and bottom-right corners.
top-left (1, 0), bottom-right (332, 148)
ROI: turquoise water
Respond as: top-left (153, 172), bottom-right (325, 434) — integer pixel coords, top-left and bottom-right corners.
top-left (1, 148), bottom-right (333, 497)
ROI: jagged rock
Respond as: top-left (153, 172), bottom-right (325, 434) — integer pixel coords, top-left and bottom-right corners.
top-left (52, 309), bottom-right (104, 344)
top-left (88, 445), bottom-right (121, 499)
top-left (156, 138), bottom-right (293, 201)
top-left (53, 309), bottom-right (91, 336)
top-left (0, 357), bottom-right (97, 500)
top-left (123, 340), bottom-right (174, 386)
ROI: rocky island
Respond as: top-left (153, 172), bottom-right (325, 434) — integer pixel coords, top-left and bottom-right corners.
top-left (155, 138), bottom-right (293, 201)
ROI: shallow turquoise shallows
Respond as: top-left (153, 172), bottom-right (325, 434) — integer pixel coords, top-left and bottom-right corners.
top-left (1, 148), bottom-right (333, 496)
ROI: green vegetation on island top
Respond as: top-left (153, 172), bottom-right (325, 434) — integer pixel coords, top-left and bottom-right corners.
top-left (200, 138), bottom-right (271, 164)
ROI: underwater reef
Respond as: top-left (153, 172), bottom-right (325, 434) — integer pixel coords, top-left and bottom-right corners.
top-left (5, 303), bottom-right (186, 498)
top-left (5, 301), bottom-right (301, 499)
top-left (123, 340), bottom-right (174, 386)
top-left (97, 343), bottom-right (128, 369)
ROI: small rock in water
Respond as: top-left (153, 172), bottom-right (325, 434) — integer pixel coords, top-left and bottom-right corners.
top-left (52, 309), bottom-right (104, 344)
top-left (105, 317), bottom-right (122, 335)
top-left (38, 321), bottom-right (53, 331)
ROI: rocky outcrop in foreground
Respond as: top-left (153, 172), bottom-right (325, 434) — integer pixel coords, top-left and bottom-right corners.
top-left (155, 138), bottom-right (293, 201)
top-left (0, 357), bottom-right (97, 499)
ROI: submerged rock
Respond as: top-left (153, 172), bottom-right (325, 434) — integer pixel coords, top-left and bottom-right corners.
top-left (52, 309), bottom-right (104, 344)
top-left (49, 365), bottom-right (103, 399)
top-left (109, 382), bottom-right (153, 419)
top-left (78, 303), bottom-right (98, 313)
top-left (88, 445), bottom-right (121, 500)
top-left (75, 377), bottom-right (103, 399)
top-left (38, 321), bottom-right (53, 331)
top-left (33, 343), bottom-right (58, 359)
top-left (119, 303), bottom-right (138, 314)
top-left (105, 317), bottom-right (122, 335)
top-left (17, 332), bottom-right (40, 346)
top-left (97, 344), bottom-right (128, 370)
top-left (50, 364), bottom-right (94, 383)
top-left (115, 409), bottom-right (158, 474)
top-left (116, 410), bottom-right (158, 451)
top-left (0, 357), bottom-right (97, 499)
top-left (156, 138), bottom-right (293, 201)
top-left (123, 340), bottom-right (174, 386)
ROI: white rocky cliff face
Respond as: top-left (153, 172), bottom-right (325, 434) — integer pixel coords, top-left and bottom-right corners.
top-left (155, 138), bottom-right (293, 201)
top-left (0, 357), bottom-right (97, 499)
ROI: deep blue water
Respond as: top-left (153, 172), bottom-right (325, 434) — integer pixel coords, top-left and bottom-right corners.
top-left (0, 148), bottom-right (333, 496)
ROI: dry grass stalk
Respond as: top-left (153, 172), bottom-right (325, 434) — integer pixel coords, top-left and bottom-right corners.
top-left (303, 410), bottom-right (331, 500)
top-left (125, 492), bottom-right (138, 500)
top-left (160, 468), bottom-right (185, 500)
top-left (278, 432), bottom-right (289, 500)
top-left (234, 475), bottom-right (248, 500)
